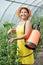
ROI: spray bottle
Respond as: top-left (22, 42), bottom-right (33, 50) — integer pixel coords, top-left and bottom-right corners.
top-left (25, 22), bottom-right (40, 50)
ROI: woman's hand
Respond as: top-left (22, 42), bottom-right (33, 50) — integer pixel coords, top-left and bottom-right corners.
top-left (7, 28), bottom-right (16, 35)
top-left (8, 38), bottom-right (15, 43)
top-left (7, 29), bottom-right (12, 35)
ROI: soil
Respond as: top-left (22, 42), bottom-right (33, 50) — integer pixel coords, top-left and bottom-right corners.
top-left (33, 52), bottom-right (43, 65)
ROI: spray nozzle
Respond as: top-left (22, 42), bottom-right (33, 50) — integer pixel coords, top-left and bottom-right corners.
top-left (35, 21), bottom-right (40, 31)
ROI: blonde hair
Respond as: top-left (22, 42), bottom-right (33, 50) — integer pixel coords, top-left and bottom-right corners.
top-left (16, 7), bottom-right (32, 19)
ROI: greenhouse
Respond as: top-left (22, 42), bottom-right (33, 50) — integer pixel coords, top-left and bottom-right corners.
top-left (0, 0), bottom-right (43, 65)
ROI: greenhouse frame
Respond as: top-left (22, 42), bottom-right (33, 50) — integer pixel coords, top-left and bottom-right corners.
top-left (0, 0), bottom-right (43, 65)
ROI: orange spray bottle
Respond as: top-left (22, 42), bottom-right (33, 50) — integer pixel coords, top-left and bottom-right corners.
top-left (25, 22), bottom-right (40, 50)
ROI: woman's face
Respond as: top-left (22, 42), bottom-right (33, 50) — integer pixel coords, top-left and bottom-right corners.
top-left (20, 9), bottom-right (29, 20)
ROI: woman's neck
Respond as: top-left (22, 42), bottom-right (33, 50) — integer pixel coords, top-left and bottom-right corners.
top-left (22, 19), bottom-right (28, 23)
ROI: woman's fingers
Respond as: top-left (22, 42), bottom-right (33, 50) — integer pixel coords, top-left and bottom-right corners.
top-left (8, 38), bottom-right (14, 43)
top-left (7, 29), bottom-right (12, 35)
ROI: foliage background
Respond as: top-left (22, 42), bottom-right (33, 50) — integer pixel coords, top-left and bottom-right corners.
top-left (0, 4), bottom-right (43, 65)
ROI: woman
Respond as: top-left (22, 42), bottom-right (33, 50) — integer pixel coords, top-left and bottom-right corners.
top-left (8, 7), bottom-right (34, 65)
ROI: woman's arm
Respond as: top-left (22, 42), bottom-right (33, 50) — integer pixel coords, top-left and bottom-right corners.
top-left (8, 21), bottom-right (32, 43)
top-left (7, 28), bottom-right (16, 35)
top-left (12, 29), bottom-right (16, 34)
top-left (14, 21), bottom-right (32, 40)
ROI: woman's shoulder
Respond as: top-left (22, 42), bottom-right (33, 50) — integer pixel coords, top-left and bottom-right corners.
top-left (18, 21), bottom-right (23, 26)
top-left (27, 20), bottom-right (32, 25)
top-left (18, 21), bottom-right (25, 25)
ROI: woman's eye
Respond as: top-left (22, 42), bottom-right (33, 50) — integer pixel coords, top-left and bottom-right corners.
top-left (21, 12), bottom-right (27, 14)
top-left (21, 12), bottom-right (23, 13)
top-left (25, 12), bottom-right (28, 13)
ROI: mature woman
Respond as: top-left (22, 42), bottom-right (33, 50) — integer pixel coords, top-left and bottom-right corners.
top-left (8, 7), bottom-right (34, 65)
